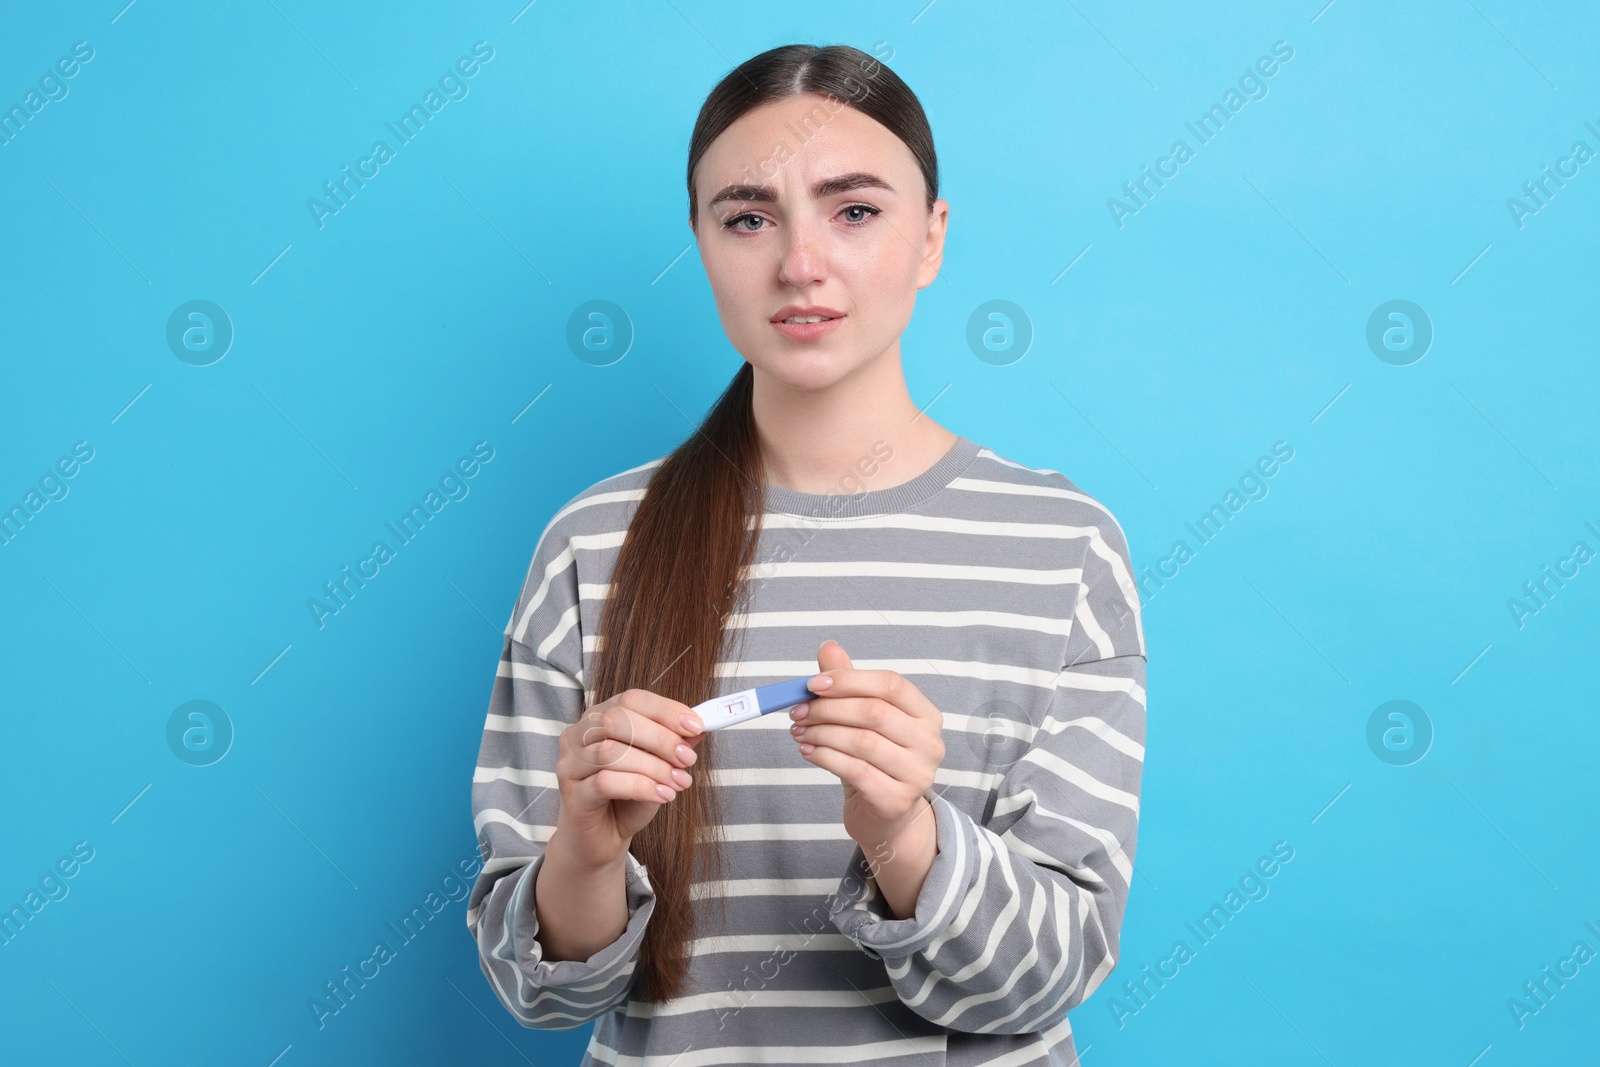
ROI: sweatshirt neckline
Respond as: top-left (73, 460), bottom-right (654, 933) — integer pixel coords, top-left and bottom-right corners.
top-left (761, 435), bottom-right (981, 519)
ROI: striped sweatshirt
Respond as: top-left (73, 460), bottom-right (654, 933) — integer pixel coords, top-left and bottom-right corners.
top-left (466, 433), bottom-right (1147, 1066)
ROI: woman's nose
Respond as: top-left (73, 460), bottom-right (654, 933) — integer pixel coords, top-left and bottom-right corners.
top-left (777, 224), bottom-right (827, 287)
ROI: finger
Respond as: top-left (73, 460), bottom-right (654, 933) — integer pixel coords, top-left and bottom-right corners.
top-left (565, 725), bottom-right (696, 793)
top-left (595, 694), bottom-right (700, 758)
top-left (791, 722), bottom-right (922, 781)
top-left (566, 739), bottom-right (691, 796)
top-left (605, 687), bottom-right (706, 739)
top-left (807, 665), bottom-right (939, 722)
top-left (798, 742), bottom-right (914, 815)
top-left (580, 766), bottom-right (683, 807)
top-left (582, 701), bottom-right (700, 770)
top-left (790, 695), bottom-right (920, 748)
top-left (817, 639), bottom-right (852, 672)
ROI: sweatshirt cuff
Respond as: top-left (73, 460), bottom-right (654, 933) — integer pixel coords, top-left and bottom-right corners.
top-left (826, 789), bottom-right (975, 961)
top-left (502, 847), bottom-right (656, 988)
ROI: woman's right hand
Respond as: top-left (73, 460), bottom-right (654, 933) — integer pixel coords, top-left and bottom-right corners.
top-left (552, 688), bottom-right (706, 870)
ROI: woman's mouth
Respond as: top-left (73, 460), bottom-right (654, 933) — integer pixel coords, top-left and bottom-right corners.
top-left (771, 308), bottom-right (845, 341)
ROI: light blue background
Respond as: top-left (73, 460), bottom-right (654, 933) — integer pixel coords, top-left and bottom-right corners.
top-left (2, 1), bottom-right (1596, 1064)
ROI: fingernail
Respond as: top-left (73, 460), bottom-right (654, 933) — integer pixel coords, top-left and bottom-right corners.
top-left (799, 742), bottom-right (816, 755)
top-left (680, 713), bottom-right (703, 734)
top-left (808, 675), bottom-right (833, 691)
top-left (656, 783), bottom-right (676, 801)
top-left (790, 724), bottom-right (807, 737)
top-left (671, 768), bottom-right (692, 788)
top-left (675, 743), bottom-right (696, 765)
top-left (790, 702), bottom-right (809, 720)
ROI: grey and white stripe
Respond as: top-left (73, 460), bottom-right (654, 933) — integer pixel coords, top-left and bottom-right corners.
top-left (467, 435), bottom-right (1147, 1066)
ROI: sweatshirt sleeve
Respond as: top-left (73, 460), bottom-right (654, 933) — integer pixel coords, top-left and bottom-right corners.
top-left (826, 510), bottom-right (1146, 1034)
top-left (465, 506), bottom-right (657, 1028)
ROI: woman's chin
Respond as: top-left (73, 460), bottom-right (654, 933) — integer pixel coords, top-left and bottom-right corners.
top-left (753, 359), bottom-right (860, 393)
top-left (749, 344), bottom-right (873, 389)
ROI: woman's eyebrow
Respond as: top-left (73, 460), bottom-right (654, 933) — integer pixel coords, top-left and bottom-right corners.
top-left (707, 172), bottom-right (896, 210)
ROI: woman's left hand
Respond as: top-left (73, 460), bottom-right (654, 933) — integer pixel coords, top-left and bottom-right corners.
top-left (790, 639), bottom-right (946, 854)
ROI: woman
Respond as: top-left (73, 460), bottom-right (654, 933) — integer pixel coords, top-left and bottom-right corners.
top-left (467, 43), bottom-right (1146, 1066)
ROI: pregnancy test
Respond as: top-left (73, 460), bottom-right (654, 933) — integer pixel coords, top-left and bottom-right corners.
top-left (690, 676), bottom-right (817, 731)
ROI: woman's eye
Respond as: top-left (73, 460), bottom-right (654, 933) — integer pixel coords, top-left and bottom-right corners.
top-left (721, 205), bottom-right (880, 232)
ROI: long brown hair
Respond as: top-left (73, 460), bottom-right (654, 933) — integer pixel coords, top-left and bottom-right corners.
top-left (587, 42), bottom-right (940, 1004)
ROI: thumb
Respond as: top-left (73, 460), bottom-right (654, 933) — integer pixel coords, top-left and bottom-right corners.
top-left (817, 639), bottom-right (852, 673)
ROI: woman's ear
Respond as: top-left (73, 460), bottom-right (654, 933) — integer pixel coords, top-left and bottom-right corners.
top-left (916, 199), bottom-right (948, 289)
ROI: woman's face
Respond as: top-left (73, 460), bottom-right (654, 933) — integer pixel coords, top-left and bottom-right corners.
top-left (691, 92), bottom-right (947, 391)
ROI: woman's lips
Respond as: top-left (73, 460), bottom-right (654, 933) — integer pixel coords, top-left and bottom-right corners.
top-left (771, 315), bottom-right (844, 341)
